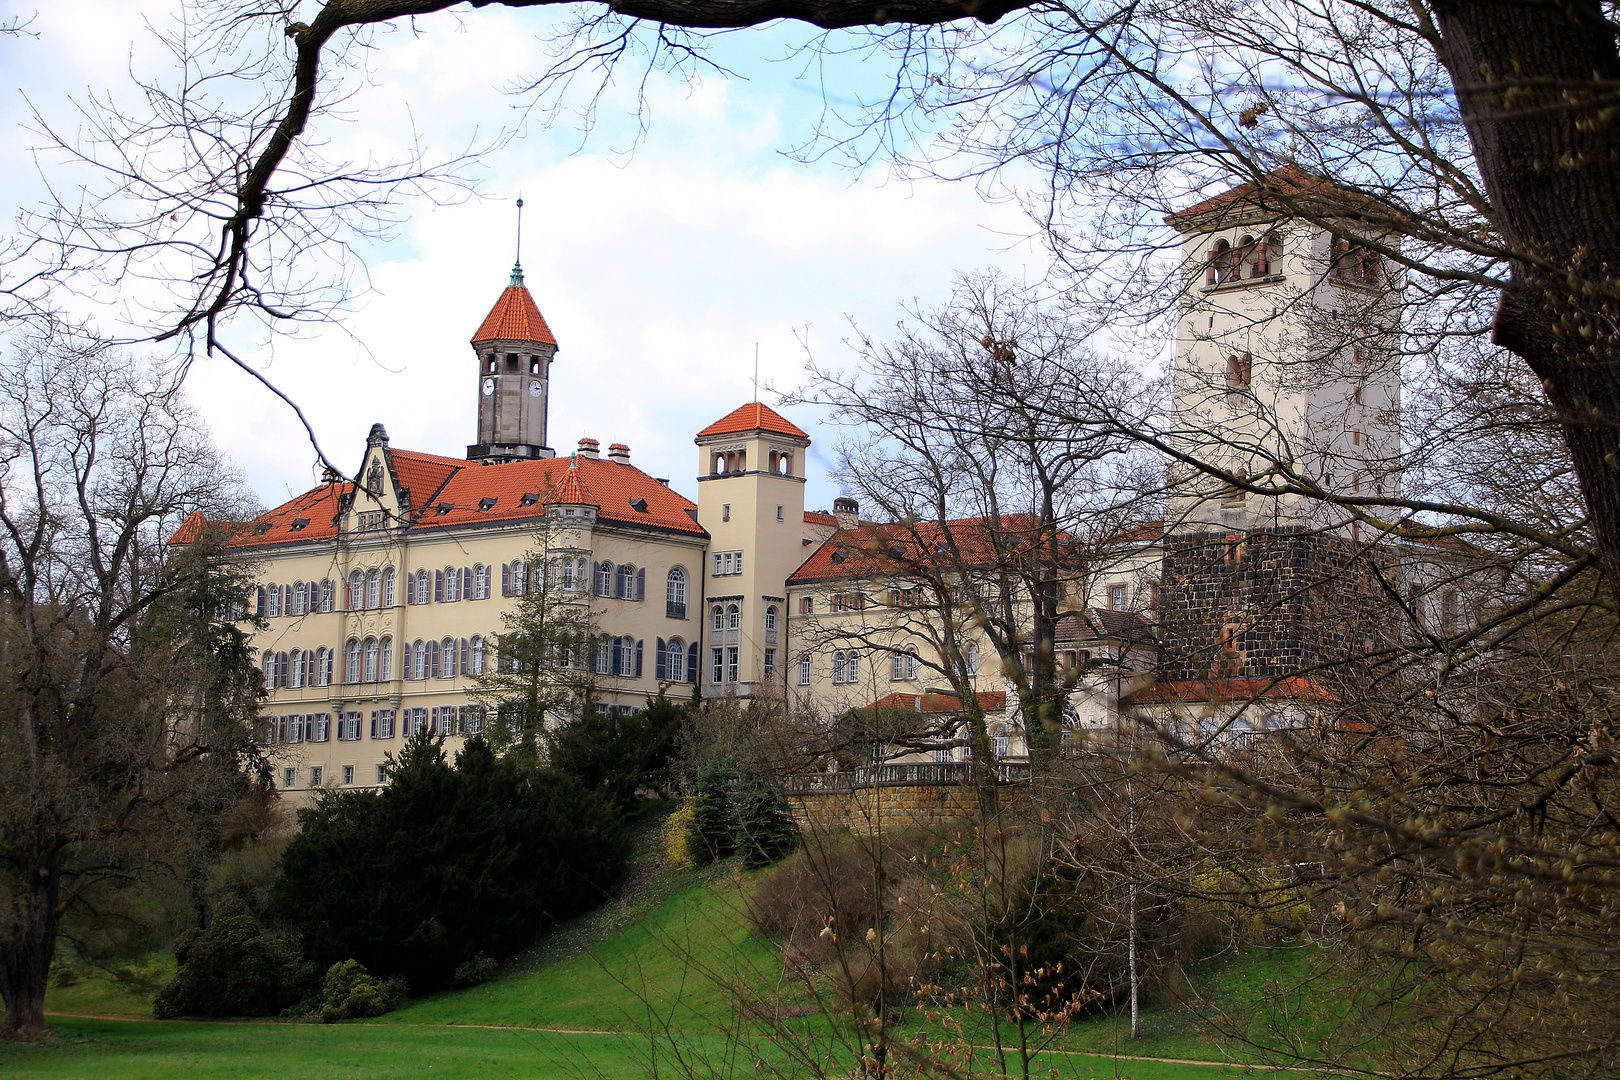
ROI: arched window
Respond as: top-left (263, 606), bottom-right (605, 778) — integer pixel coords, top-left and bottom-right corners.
top-left (990, 722), bottom-right (1012, 759)
top-left (363, 637), bottom-right (379, 682)
top-left (891, 647), bottom-right (918, 682)
top-left (320, 579), bottom-right (335, 613)
top-left (441, 637), bottom-right (458, 678)
top-left (411, 640), bottom-right (426, 680)
top-left (764, 605), bottom-right (779, 632)
top-left (616, 563), bottom-right (635, 600)
top-left (473, 563), bottom-right (489, 599)
top-left (382, 567), bottom-right (395, 607)
top-left (595, 561), bottom-right (612, 597)
top-left (667, 637), bottom-right (686, 682)
top-left (365, 568), bottom-right (381, 609)
top-left (292, 582), bottom-right (307, 616)
top-left (262, 650), bottom-right (275, 690)
top-left (443, 567), bottom-right (461, 603)
top-left (711, 605), bottom-right (724, 632)
top-left (414, 569), bottom-right (430, 605)
top-left (595, 635), bottom-right (613, 675)
top-left (344, 639), bottom-right (361, 683)
top-left (508, 559), bottom-right (527, 597)
top-left (966, 643), bottom-right (980, 673)
top-left (347, 570), bottom-right (363, 610)
top-left (266, 584), bottom-right (282, 619)
top-left (289, 649), bottom-right (304, 688)
top-left (470, 636), bottom-right (486, 675)
top-left (666, 567), bottom-right (687, 618)
top-left (712, 453), bottom-right (726, 475)
top-left (1248, 231), bottom-right (1275, 277)
top-left (1207, 237), bottom-right (1235, 285)
top-left (315, 647), bottom-right (331, 687)
top-left (726, 603), bottom-right (741, 631)
top-left (379, 637), bottom-right (393, 681)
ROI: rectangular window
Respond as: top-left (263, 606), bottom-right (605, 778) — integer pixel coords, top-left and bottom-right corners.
top-left (377, 764), bottom-right (388, 784)
top-left (343, 765), bottom-right (354, 786)
top-left (283, 767), bottom-right (297, 788)
top-left (711, 647), bottom-right (724, 684)
top-left (377, 709), bottom-right (395, 739)
top-left (357, 510), bottom-right (384, 531)
top-left (722, 503), bottom-right (730, 522)
top-left (725, 646), bottom-right (740, 683)
top-left (797, 654), bottom-right (811, 686)
top-left (763, 648), bottom-right (777, 682)
top-left (1109, 584), bottom-right (1128, 610)
top-left (776, 505), bottom-right (784, 521)
top-left (799, 595), bottom-right (814, 615)
top-left (311, 766), bottom-right (323, 787)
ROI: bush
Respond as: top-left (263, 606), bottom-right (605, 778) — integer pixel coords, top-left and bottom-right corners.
top-left (665, 797), bottom-right (702, 870)
top-left (548, 694), bottom-right (685, 811)
top-left (153, 895), bottom-right (309, 1018)
top-left (318, 959), bottom-right (403, 1022)
top-left (734, 774), bottom-right (797, 869)
top-left (453, 952), bottom-right (498, 988)
top-left (691, 761), bottom-right (737, 862)
top-left (272, 730), bottom-right (629, 993)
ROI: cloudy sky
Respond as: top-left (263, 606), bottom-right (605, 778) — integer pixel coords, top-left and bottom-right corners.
top-left (0, 2), bottom-right (1051, 515)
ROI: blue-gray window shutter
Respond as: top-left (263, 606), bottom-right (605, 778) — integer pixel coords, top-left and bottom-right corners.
top-left (636, 568), bottom-right (645, 601)
top-left (434, 570), bottom-right (444, 603)
top-left (256, 586), bottom-right (266, 616)
top-left (656, 638), bottom-right (667, 681)
top-left (635, 640), bottom-right (643, 678)
top-left (687, 642), bottom-right (699, 683)
top-left (612, 637), bottom-right (623, 676)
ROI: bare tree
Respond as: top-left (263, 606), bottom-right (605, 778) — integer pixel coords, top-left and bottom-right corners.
top-left (788, 270), bottom-right (1162, 775)
top-left (0, 327), bottom-right (264, 1039)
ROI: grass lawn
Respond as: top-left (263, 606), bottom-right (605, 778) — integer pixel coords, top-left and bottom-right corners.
top-left (12, 805), bottom-right (1343, 1079)
top-left (1, 1017), bottom-right (1290, 1080)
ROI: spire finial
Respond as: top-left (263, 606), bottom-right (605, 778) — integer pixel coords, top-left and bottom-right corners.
top-left (510, 196), bottom-right (525, 287)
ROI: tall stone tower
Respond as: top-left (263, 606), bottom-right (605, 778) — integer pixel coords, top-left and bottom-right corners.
top-left (693, 402), bottom-right (812, 698)
top-left (466, 261), bottom-right (558, 462)
top-left (1156, 169), bottom-right (1402, 685)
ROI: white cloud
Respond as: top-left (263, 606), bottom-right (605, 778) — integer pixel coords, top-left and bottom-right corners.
top-left (4, 3), bottom-right (1051, 517)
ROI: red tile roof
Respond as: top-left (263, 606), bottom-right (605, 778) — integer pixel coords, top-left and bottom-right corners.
top-left (864, 690), bottom-right (1008, 714)
top-left (803, 510), bottom-right (838, 527)
top-left (695, 402), bottom-right (808, 440)
top-left (1123, 676), bottom-right (1335, 705)
top-left (552, 460), bottom-right (597, 506)
top-left (228, 481), bottom-right (352, 549)
top-left (230, 448), bottom-right (705, 549)
top-left (1166, 166), bottom-right (1385, 230)
top-left (471, 284), bottom-right (558, 346)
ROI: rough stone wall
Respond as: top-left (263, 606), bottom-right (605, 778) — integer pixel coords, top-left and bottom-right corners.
top-left (791, 783), bottom-right (1026, 836)
top-left (1157, 527), bottom-right (1388, 682)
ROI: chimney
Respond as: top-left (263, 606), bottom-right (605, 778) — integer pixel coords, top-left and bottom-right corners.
top-left (576, 437), bottom-right (600, 460)
top-left (834, 496), bottom-right (859, 531)
top-left (608, 442), bottom-right (630, 465)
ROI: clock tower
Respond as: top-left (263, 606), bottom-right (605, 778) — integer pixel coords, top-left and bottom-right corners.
top-left (466, 260), bottom-right (558, 462)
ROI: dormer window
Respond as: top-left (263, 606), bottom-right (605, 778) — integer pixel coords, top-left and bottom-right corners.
top-left (831, 550), bottom-right (848, 564)
top-left (629, 497), bottom-right (648, 512)
top-left (435, 503), bottom-right (453, 516)
top-left (290, 518), bottom-right (310, 531)
top-left (519, 492), bottom-right (540, 507)
top-left (253, 521), bottom-right (272, 535)
top-left (478, 497), bottom-right (497, 511)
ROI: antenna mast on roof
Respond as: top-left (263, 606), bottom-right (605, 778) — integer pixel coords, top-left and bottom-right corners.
top-left (753, 343), bottom-right (759, 403)
top-left (510, 197), bottom-right (525, 287)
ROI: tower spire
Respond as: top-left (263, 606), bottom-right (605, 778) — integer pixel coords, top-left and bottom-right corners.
top-left (510, 196), bottom-right (525, 287)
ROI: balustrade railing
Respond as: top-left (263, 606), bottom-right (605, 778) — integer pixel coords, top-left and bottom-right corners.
top-left (783, 760), bottom-right (1030, 794)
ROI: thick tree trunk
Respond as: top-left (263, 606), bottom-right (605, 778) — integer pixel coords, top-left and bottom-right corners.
top-left (1430, 1), bottom-right (1620, 601)
top-left (0, 853), bottom-right (61, 1040)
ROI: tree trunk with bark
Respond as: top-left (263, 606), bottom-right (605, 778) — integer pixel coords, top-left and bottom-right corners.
top-left (1430, 0), bottom-right (1620, 601)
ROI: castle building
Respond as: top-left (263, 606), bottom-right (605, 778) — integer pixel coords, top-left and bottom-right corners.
top-left (224, 170), bottom-right (1436, 796)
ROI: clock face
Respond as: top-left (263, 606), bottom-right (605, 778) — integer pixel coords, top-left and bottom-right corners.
top-left (528, 380), bottom-right (543, 398)
top-left (481, 378), bottom-right (495, 397)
